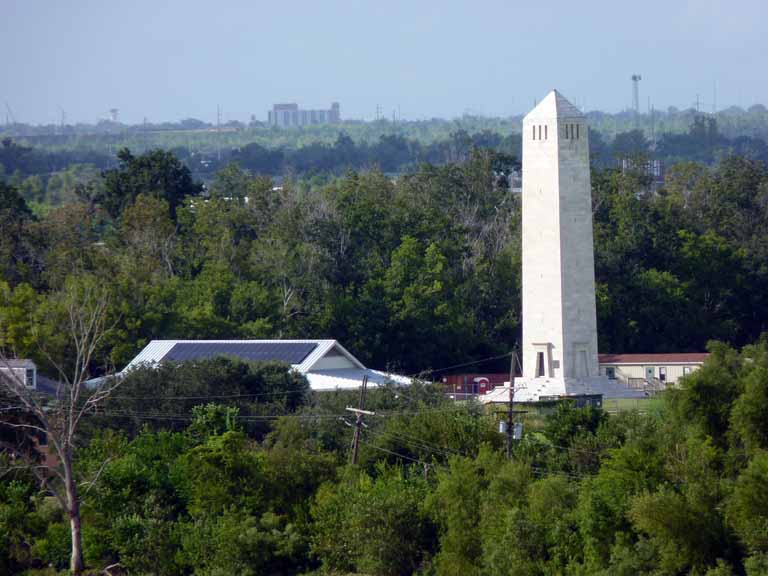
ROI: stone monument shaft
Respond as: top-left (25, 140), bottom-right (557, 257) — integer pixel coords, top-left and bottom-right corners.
top-left (520, 91), bottom-right (599, 386)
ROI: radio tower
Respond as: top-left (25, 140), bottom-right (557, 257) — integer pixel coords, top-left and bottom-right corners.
top-left (216, 104), bottom-right (223, 162)
top-left (631, 74), bottom-right (642, 115)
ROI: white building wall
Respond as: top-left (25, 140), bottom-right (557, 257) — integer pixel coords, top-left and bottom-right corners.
top-left (521, 107), bottom-right (564, 380)
top-left (310, 355), bottom-right (357, 370)
top-left (557, 118), bottom-right (599, 379)
top-left (520, 92), bottom-right (598, 383)
top-left (0, 366), bottom-right (35, 388)
top-left (600, 363), bottom-right (702, 386)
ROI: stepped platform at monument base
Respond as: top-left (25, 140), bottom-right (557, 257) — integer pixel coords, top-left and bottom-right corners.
top-left (511, 375), bottom-right (647, 403)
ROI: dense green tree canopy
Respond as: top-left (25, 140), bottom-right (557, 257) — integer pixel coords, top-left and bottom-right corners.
top-left (1, 143), bottom-right (768, 378)
top-left (4, 125), bottom-right (768, 573)
top-left (98, 148), bottom-right (202, 218)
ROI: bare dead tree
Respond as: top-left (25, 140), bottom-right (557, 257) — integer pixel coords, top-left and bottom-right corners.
top-left (0, 281), bottom-right (118, 576)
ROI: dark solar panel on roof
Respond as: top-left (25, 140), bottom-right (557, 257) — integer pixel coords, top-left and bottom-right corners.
top-left (164, 342), bottom-right (318, 365)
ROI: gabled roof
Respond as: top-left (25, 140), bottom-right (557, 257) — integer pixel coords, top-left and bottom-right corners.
top-left (0, 359), bottom-right (36, 369)
top-left (598, 353), bottom-right (710, 365)
top-left (306, 369), bottom-right (412, 391)
top-left (524, 90), bottom-right (584, 122)
top-left (121, 339), bottom-right (366, 374)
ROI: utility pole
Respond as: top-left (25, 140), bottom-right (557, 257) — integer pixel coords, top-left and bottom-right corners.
top-left (347, 375), bottom-right (374, 465)
top-left (505, 350), bottom-right (524, 459)
top-left (506, 353), bottom-right (515, 459)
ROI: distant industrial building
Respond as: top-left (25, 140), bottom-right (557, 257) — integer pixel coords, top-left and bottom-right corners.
top-left (268, 102), bottom-right (340, 127)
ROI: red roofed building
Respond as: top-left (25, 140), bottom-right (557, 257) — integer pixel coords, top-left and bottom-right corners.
top-left (441, 353), bottom-right (710, 399)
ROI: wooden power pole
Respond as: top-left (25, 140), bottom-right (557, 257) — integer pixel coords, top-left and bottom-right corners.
top-left (506, 350), bottom-right (524, 459)
top-left (347, 375), bottom-right (374, 465)
top-left (506, 353), bottom-right (515, 458)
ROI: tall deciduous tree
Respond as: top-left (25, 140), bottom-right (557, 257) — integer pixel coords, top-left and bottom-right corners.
top-left (99, 148), bottom-right (202, 219)
top-left (0, 182), bottom-right (34, 284)
top-left (0, 278), bottom-right (117, 575)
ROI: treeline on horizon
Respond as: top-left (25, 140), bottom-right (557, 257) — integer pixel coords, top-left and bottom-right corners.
top-left (3, 112), bottom-right (768, 205)
top-left (3, 99), bottom-right (768, 141)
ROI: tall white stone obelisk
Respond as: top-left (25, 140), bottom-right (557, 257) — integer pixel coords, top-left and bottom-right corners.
top-left (514, 90), bottom-right (642, 401)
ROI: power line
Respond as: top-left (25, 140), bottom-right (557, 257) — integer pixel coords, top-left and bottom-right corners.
top-left (358, 438), bottom-right (435, 467)
top-left (364, 427), bottom-right (468, 460)
top-left (4, 394), bottom-right (480, 419)
top-left (361, 433), bottom-right (591, 481)
top-left (406, 352), bottom-right (514, 379)
top-left (106, 389), bottom-right (310, 401)
top-left (374, 405), bottom-right (484, 417)
top-left (80, 411), bottom-right (350, 425)
top-left (3, 405), bottom-right (599, 481)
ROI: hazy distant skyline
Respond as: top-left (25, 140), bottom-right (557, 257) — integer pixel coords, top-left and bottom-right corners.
top-left (1, 0), bottom-right (766, 125)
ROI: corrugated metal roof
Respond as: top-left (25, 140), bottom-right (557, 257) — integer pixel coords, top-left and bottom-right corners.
top-left (307, 369), bottom-right (412, 391)
top-left (121, 339), bottom-right (365, 375)
top-left (0, 359), bottom-right (36, 369)
top-left (123, 340), bottom-right (177, 372)
top-left (598, 353), bottom-right (710, 365)
top-left (165, 342), bottom-right (317, 364)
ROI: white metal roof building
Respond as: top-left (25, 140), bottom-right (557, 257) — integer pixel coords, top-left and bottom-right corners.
top-left (121, 339), bottom-right (412, 391)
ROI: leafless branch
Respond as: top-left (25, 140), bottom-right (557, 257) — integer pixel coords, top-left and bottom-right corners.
top-left (79, 457), bottom-right (113, 497)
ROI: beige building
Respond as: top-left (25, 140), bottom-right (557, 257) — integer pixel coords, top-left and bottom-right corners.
top-left (598, 353), bottom-right (709, 391)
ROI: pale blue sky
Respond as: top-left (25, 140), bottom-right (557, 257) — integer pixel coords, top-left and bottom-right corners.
top-left (1, 0), bottom-right (765, 124)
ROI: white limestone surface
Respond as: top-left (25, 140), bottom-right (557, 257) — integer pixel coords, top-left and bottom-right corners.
top-left (517, 91), bottom-right (643, 400)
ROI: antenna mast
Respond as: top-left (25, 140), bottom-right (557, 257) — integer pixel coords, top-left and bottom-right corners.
top-left (4, 101), bottom-right (17, 127)
top-left (216, 104), bottom-right (222, 162)
top-left (631, 74), bottom-right (642, 115)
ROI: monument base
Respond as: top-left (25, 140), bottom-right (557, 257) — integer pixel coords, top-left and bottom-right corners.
top-left (512, 375), bottom-right (647, 403)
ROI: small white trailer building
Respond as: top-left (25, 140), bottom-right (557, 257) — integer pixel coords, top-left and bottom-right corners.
top-left (598, 353), bottom-right (709, 389)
